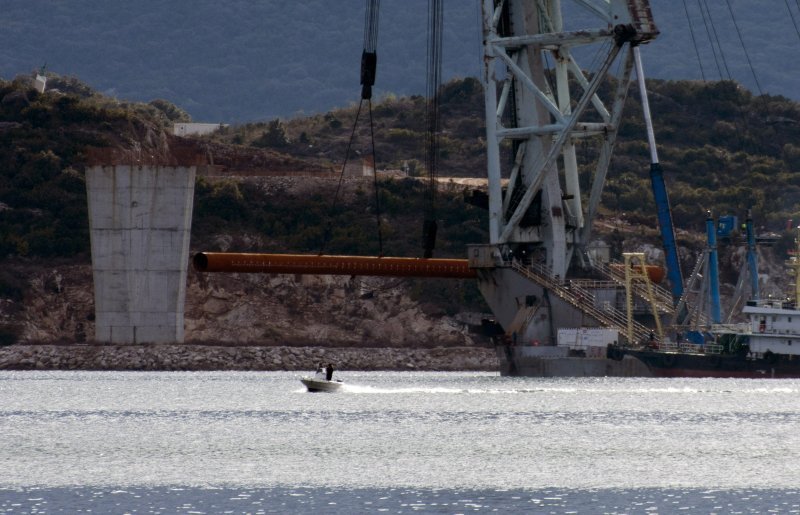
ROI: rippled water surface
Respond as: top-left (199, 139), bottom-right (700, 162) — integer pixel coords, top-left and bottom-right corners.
top-left (1, 371), bottom-right (799, 512)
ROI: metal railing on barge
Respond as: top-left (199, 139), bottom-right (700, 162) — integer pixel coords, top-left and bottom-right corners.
top-left (510, 260), bottom-right (653, 344)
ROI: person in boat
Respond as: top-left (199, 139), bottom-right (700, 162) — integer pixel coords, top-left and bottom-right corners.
top-left (647, 331), bottom-right (657, 349)
top-left (326, 363), bottom-right (334, 381)
top-left (314, 362), bottom-right (325, 379)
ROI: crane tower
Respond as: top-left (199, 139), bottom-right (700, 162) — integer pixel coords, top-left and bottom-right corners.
top-left (471, 0), bottom-right (659, 349)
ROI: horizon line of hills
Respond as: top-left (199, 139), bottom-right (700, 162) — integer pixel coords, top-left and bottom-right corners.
top-left (1, 0), bottom-right (799, 123)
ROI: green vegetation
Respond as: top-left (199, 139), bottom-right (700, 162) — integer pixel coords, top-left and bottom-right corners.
top-left (613, 80), bottom-right (800, 231)
top-left (0, 75), bottom-right (187, 258)
top-left (212, 78), bottom-right (486, 180)
top-left (2, 74), bottom-right (799, 268)
top-left (217, 77), bottom-right (800, 236)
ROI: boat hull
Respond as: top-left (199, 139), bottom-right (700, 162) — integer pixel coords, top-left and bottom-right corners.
top-left (301, 377), bottom-right (343, 392)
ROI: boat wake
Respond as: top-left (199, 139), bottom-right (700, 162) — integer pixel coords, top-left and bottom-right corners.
top-left (339, 384), bottom-right (564, 395)
top-left (335, 383), bottom-right (800, 395)
top-left (341, 384), bottom-right (469, 394)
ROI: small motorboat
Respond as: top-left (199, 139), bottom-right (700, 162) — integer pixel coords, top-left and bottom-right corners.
top-left (300, 376), bottom-right (343, 393)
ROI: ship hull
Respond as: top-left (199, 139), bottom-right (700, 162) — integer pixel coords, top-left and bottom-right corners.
top-left (497, 345), bottom-right (800, 378)
top-left (497, 346), bottom-right (653, 377)
top-left (617, 349), bottom-right (800, 379)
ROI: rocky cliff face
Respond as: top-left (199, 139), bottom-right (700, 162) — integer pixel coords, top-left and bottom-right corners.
top-left (1, 226), bottom-right (792, 348)
top-left (2, 259), bottom-right (486, 348)
top-left (185, 268), bottom-right (482, 347)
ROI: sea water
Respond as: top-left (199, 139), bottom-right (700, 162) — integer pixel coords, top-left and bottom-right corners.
top-left (0, 371), bottom-right (798, 513)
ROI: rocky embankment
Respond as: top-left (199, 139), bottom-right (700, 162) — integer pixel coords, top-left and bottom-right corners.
top-left (0, 343), bottom-right (498, 372)
top-left (0, 255), bottom-right (497, 371)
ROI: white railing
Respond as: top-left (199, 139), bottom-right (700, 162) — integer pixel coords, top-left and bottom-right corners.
top-left (653, 341), bottom-right (723, 355)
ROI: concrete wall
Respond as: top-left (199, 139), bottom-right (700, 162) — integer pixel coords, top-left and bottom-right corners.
top-left (86, 165), bottom-right (195, 343)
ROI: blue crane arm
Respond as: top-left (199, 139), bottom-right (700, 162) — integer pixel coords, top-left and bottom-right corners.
top-left (706, 214), bottom-right (721, 323)
top-left (634, 47), bottom-right (683, 304)
top-left (745, 214), bottom-right (759, 300)
top-left (649, 162), bottom-right (684, 302)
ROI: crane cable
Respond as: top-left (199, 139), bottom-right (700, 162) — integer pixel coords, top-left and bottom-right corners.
top-left (724, 0), bottom-right (765, 98)
top-left (699, 1), bottom-right (771, 149)
top-left (698, 0), bottom-right (766, 98)
top-left (422, 0), bottom-right (443, 259)
top-left (320, 0), bottom-right (383, 256)
top-left (695, 1), bottom-right (766, 95)
top-left (682, 0), bottom-right (707, 82)
top-left (697, 0), bottom-right (731, 81)
top-left (788, 0), bottom-right (800, 41)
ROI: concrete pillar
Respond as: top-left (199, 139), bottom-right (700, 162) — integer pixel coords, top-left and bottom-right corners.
top-left (86, 165), bottom-right (195, 343)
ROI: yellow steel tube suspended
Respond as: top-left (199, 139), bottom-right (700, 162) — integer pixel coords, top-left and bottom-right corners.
top-left (193, 252), bottom-right (477, 279)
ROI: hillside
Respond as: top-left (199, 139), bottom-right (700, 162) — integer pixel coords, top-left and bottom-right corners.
top-left (214, 77), bottom-right (800, 236)
top-left (1, 74), bottom-right (799, 347)
top-left (1, 1), bottom-right (798, 122)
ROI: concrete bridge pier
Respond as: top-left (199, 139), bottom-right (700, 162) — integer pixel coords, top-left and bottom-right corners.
top-left (86, 165), bottom-right (195, 344)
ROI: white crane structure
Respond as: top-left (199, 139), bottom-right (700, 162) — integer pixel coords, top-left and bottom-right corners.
top-left (470, 0), bottom-right (660, 350)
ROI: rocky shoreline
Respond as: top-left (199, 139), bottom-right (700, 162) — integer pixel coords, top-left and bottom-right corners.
top-left (0, 343), bottom-right (500, 372)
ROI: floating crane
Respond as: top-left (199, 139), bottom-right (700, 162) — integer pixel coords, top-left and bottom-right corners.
top-left (468, 0), bottom-right (661, 350)
top-left (195, 0), bottom-right (665, 356)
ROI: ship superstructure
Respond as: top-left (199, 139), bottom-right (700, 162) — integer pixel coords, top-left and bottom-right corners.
top-left (608, 231), bottom-right (800, 378)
